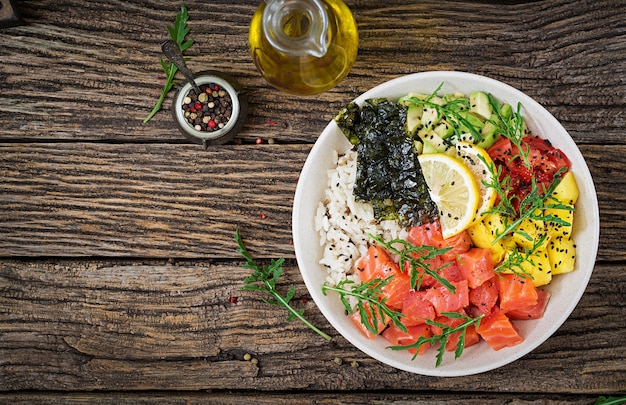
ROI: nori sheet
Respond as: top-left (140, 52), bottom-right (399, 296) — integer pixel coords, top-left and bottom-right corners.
top-left (334, 98), bottom-right (439, 227)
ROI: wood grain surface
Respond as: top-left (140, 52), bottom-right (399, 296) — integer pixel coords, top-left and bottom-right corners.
top-left (0, 0), bottom-right (625, 402)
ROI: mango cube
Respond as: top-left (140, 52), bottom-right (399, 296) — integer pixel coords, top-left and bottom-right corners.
top-left (547, 237), bottom-right (577, 275)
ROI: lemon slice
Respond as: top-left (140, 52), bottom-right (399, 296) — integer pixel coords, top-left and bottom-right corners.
top-left (454, 141), bottom-right (497, 223)
top-left (418, 153), bottom-right (479, 239)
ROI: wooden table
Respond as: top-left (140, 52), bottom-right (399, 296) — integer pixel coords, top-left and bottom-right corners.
top-left (1, 0), bottom-right (624, 403)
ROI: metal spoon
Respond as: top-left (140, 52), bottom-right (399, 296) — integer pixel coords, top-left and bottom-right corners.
top-left (161, 39), bottom-right (202, 95)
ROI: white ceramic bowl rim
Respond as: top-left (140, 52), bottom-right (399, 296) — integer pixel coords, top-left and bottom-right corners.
top-left (292, 71), bottom-right (600, 376)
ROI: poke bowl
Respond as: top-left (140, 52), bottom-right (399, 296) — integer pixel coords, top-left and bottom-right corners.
top-left (292, 71), bottom-right (599, 376)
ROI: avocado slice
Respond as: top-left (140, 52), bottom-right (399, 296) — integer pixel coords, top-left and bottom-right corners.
top-left (406, 105), bottom-right (423, 134)
top-left (421, 106), bottom-right (440, 129)
top-left (419, 130), bottom-right (453, 153)
top-left (470, 91), bottom-right (493, 120)
top-left (421, 139), bottom-right (439, 154)
top-left (434, 117), bottom-right (455, 139)
top-left (499, 103), bottom-right (513, 120)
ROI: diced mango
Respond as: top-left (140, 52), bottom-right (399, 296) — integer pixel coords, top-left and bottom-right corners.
top-left (520, 249), bottom-right (552, 287)
top-left (512, 217), bottom-right (548, 250)
top-left (468, 213), bottom-right (514, 264)
top-left (544, 204), bottom-right (574, 240)
top-left (547, 237), bottom-right (576, 275)
top-left (550, 171), bottom-right (579, 205)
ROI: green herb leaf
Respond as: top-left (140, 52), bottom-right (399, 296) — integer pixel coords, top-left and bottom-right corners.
top-left (494, 233), bottom-right (549, 279)
top-left (235, 228), bottom-right (332, 341)
top-left (144, 5), bottom-right (195, 123)
top-left (322, 278), bottom-right (407, 335)
top-left (479, 150), bottom-right (573, 244)
top-left (369, 234), bottom-right (455, 292)
top-left (402, 83), bottom-right (483, 143)
top-left (486, 94), bottom-right (531, 167)
top-left (594, 396), bottom-right (626, 405)
top-left (388, 312), bottom-right (483, 367)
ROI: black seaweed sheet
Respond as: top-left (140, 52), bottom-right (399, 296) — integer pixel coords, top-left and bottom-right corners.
top-left (335, 98), bottom-right (438, 227)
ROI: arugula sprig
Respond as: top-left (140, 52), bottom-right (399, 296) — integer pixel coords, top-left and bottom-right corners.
top-left (389, 312), bottom-right (484, 367)
top-left (322, 277), bottom-right (406, 335)
top-left (369, 234), bottom-right (455, 292)
top-left (481, 163), bottom-right (574, 244)
top-left (494, 234), bottom-right (548, 279)
top-left (401, 82), bottom-right (484, 142)
top-left (486, 94), bottom-right (532, 167)
top-left (144, 5), bottom-right (195, 123)
top-left (235, 229), bottom-right (332, 341)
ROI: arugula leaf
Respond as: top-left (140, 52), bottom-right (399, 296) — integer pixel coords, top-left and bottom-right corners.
top-left (388, 312), bottom-right (483, 367)
top-left (401, 82), bottom-right (484, 143)
top-left (494, 233), bottom-right (548, 279)
top-left (486, 94), bottom-right (531, 167)
top-left (144, 5), bottom-right (194, 123)
top-left (478, 149), bottom-right (573, 244)
top-left (235, 228), bottom-right (332, 341)
top-left (322, 277), bottom-right (407, 335)
top-left (369, 234), bottom-right (455, 292)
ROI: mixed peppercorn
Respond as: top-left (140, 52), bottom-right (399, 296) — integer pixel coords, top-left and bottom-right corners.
top-left (181, 83), bottom-right (232, 132)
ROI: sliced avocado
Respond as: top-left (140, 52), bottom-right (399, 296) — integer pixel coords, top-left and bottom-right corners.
top-left (420, 106), bottom-right (440, 129)
top-left (419, 130), bottom-right (452, 153)
top-left (421, 139), bottom-right (439, 154)
top-left (398, 92), bottom-right (430, 106)
top-left (447, 131), bottom-right (484, 147)
top-left (434, 117), bottom-right (454, 139)
top-left (444, 146), bottom-right (458, 157)
top-left (413, 139), bottom-right (424, 154)
top-left (476, 131), bottom-right (500, 150)
top-left (500, 103), bottom-right (513, 120)
top-left (442, 93), bottom-right (470, 112)
top-left (470, 91), bottom-right (493, 120)
top-left (481, 120), bottom-right (498, 138)
top-left (509, 114), bottom-right (528, 137)
top-left (457, 132), bottom-right (479, 144)
top-left (428, 95), bottom-right (446, 106)
top-left (406, 105), bottom-right (423, 134)
top-left (442, 92), bottom-right (467, 102)
top-left (456, 111), bottom-right (485, 133)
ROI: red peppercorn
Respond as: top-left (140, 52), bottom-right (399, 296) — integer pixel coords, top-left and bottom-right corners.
top-left (208, 120), bottom-right (216, 129)
top-left (214, 84), bottom-right (220, 91)
top-left (228, 296), bottom-right (238, 304)
top-left (259, 213), bottom-right (267, 219)
top-left (190, 107), bottom-right (196, 113)
top-left (256, 137), bottom-right (263, 144)
top-left (195, 103), bottom-right (202, 110)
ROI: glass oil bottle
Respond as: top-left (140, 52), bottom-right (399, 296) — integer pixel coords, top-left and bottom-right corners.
top-left (249, 0), bottom-right (358, 95)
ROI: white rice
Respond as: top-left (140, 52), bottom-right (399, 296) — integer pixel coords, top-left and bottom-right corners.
top-left (315, 147), bottom-right (405, 287)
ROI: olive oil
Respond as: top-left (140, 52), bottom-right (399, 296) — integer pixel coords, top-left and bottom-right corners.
top-left (249, 0), bottom-right (358, 95)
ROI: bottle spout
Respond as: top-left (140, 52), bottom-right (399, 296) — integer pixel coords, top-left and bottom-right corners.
top-left (305, 31), bottom-right (328, 58)
top-left (262, 0), bottom-right (329, 58)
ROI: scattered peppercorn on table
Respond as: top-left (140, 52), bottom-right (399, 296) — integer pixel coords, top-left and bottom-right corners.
top-left (0, 0), bottom-right (624, 403)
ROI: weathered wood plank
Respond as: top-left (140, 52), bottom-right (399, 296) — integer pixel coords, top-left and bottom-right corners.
top-left (0, 392), bottom-right (618, 404)
top-left (0, 143), bottom-right (624, 261)
top-left (0, 259), bottom-right (624, 392)
top-left (0, 0), bottom-right (622, 143)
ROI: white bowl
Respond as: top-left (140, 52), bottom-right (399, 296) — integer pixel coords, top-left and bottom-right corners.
top-left (292, 71), bottom-right (600, 376)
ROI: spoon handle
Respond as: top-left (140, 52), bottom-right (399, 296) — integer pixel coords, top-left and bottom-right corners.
top-left (161, 40), bottom-right (202, 94)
